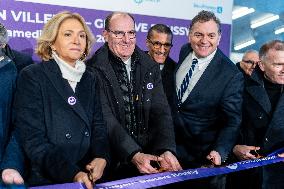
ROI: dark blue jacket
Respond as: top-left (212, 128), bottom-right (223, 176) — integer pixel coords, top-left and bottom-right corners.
top-left (170, 43), bottom-right (243, 167)
top-left (0, 54), bottom-right (24, 176)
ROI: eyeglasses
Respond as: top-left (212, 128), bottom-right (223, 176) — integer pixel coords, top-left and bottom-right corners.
top-left (107, 29), bottom-right (136, 39)
top-left (242, 60), bottom-right (260, 65)
top-left (147, 38), bottom-right (173, 49)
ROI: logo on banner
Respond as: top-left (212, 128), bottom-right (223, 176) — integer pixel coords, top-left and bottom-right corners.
top-left (134, 0), bottom-right (161, 5)
top-left (226, 163), bottom-right (238, 170)
top-left (193, 3), bottom-right (223, 14)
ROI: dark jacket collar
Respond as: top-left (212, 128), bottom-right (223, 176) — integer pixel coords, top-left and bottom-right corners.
top-left (246, 67), bottom-right (271, 114)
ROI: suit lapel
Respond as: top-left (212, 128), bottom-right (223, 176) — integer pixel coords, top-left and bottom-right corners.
top-left (246, 71), bottom-right (271, 114)
top-left (42, 60), bottom-right (90, 126)
top-left (265, 93), bottom-right (284, 138)
top-left (185, 51), bottom-right (221, 100)
top-left (246, 85), bottom-right (271, 114)
top-left (177, 48), bottom-right (222, 105)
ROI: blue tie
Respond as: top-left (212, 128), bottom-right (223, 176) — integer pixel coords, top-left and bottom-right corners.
top-left (177, 58), bottom-right (198, 105)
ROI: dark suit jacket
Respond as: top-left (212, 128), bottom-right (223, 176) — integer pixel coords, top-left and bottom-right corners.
top-left (240, 68), bottom-right (284, 188)
top-left (171, 43), bottom-right (243, 167)
top-left (14, 60), bottom-right (109, 186)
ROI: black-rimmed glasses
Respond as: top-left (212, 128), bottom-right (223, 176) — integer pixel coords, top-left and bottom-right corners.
top-left (242, 60), bottom-right (260, 65)
top-left (147, 38), bottom-right (173, 49)
top-left (107, 29), bottom-right (136, 39)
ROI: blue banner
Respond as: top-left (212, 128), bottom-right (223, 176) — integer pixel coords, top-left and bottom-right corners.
top-left (29, 147), bottom-right (284, 189)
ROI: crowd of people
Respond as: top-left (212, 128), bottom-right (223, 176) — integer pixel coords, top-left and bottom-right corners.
top-left (0, 9), bottom-right (284, 189)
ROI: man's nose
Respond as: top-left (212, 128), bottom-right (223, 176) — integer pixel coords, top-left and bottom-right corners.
top-left (122, 33), bottom-right (131, 42)
top-left (159, 45), bottom-right (166, 53)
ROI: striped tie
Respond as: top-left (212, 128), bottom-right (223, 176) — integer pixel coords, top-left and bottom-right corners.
top-left (177, 58), bottom-right (198, 105)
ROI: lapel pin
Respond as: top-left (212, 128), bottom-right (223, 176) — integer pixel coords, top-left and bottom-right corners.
top-left (147, 83), bottom-right (153, 90)
top-left (68, 96), bottom-right (76, 105)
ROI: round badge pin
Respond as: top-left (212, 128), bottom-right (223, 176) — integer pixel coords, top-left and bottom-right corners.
top-left (68, 96), bottom-right (76, 105)
top-left (146, 83), bottom-right (153, 90)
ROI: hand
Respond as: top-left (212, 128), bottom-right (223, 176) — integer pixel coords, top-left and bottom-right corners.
top-left (278, 153), bottom-right (284, 158)
top-left (1, 169), bottom-right (24, 185)
top-left (159, 151), bottom-right (182, 172)
top-left (206, 150), bottom-right (221, 166)
top-left (233, 145), bottom-right (260, 161)
top-left (131, 152), bottom-right (162, 174)
top-left (73, 171), bottom-right (93, 189)
top-left (86, 158), bottom-right (107, 183)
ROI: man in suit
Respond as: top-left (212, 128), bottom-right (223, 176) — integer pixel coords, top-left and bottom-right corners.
top-left (236, 50), bottom-right (260, 76)
top-left (168, 10), bottom-right (243, 188)
top-left (146, 24), bottom-right (176, 101)
top-left (232, 40), bottom-right (284, 189)
top-left (87, 12), bottom-right (181, 180)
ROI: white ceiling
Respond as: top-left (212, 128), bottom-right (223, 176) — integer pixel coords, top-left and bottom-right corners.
top-left (231, 0), bottom-right (284, 53)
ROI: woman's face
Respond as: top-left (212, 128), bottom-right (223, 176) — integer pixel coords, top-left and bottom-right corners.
top-left (51, 18), bottom-right (87, 66)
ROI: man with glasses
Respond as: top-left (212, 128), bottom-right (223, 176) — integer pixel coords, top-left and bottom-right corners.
top-left (236, 50), bottom-right (260, 76)
top-left (167, 11), bottom-right (243, 188)
top-left (146, 24), bottom-right (176, 101)
top-left (87, 12), bottom-right (181, 180)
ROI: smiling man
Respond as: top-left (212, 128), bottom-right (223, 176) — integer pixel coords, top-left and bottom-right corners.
top-left (87, 12), bottom-right (181, 180)
top-left (146, 24), bottom-right (176, 100)
top-left (236, 49), bottom-right (260, 76)
top-left (167, 10), bottom-right (244, 188)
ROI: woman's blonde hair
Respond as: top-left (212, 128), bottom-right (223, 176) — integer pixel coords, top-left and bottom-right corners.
top-left (36, 11), bottom-right (95, 61)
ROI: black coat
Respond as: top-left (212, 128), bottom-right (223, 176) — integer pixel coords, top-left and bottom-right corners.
top-left (14, 60), bottom-right (109, 186)
top-left (87, 44), bottom-right (176, 163)
top-left (171, 44), bottom-right (243, 167)
top-left (240, 68), bottom-right (284, 188)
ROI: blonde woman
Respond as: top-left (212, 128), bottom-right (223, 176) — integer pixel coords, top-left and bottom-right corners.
top-left (14, 11), bottom-right (109, 189)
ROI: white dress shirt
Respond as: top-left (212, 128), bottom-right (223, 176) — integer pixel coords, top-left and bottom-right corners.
top-left (176, 50), bottom-right (217, 103)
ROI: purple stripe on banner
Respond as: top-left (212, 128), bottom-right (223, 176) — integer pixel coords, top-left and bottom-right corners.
top-left (30, 147), bottom-right (284, 189)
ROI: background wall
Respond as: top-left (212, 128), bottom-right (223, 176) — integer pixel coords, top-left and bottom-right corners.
top-left (0, 0), bottom-right (233, 61)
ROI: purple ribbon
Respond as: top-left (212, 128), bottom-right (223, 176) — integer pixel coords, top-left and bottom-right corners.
top-left (30, 148), bottom-right (284, 189)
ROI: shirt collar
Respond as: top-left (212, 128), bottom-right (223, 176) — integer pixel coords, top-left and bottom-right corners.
top-left (192, 49), bottom-right (217, 64)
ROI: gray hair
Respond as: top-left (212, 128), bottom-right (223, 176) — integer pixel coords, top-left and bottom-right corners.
top-left (259, 40), bottom-right (284, 60)
top-left (0, 23), bottom-right (8, 44)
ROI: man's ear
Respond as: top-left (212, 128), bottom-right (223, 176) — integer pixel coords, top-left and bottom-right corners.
top-left (258, 61), bottom-right (265, 72)
top-left (146, 39), bottom-right (150, 49)
top-left (103, 30), bottom-right (108, 42)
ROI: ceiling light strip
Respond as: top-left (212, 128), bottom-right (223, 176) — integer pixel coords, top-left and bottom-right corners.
top-left (275, 27), bottom-right (284, 35)
top-left (232, 7), bottom-right (255, 20)
top-left (251, 15), bottom-right (279, 29)
top-left (234, 39), bottom-right (256, 51)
